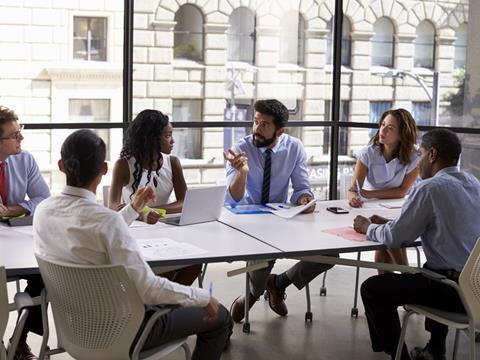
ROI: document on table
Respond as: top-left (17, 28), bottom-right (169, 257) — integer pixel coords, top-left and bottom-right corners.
top-left (266, 199), bottom-right (316, 219)
top-left (137, 238), bottom-right (207, 260)
top-left (322, 226), bottom-right (366, 242)
top-left (379, 200), bottom-right (405, 209)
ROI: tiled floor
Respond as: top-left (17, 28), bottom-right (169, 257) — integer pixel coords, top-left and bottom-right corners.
top-left (3, 250), bottom-right (475, 359)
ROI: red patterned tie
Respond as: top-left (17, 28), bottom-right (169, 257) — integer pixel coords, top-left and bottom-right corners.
top-left (0, 161), bottom-right (7, 205)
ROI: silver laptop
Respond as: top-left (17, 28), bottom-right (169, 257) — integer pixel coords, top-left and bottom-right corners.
top-left (165, 185), bottom-right (227, 226)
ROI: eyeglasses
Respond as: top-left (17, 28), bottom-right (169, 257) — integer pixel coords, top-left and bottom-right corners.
top-left (0, 125), bottom-right (24, 141)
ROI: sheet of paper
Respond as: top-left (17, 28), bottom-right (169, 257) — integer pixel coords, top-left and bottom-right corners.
top-left (356, 202), bottom-right (384, 210)
top-left (379, 200), bottom-right (404, 209)
top-left (266, 199), bottom-right (316, 219)
top-left (137, 238), bottom-right (207, 260)
top-left (322, 226), bottom-right (366, 242)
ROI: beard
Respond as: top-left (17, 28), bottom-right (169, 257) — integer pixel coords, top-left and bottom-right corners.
top-left (253, 133), bottom-right (277, 148)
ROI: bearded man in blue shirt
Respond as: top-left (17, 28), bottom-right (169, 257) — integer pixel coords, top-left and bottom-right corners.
top-left (354, 128), bottom-right (480, 360)
top-left (224, 99), bottom-right (335, 322)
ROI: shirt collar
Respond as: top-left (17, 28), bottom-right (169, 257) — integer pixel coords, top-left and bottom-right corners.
top-left (61, 185), bottom-right (97, 204)
top-left (257, 134), bottom-right (284, 154)
top-left (434, 166), bottom-right (460, 177)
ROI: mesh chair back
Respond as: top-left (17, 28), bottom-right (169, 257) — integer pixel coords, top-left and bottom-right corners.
top-left (36, 255), bottom-right (145, 360)
top-left (0, 267), bottom-right (8, 360)
top-left (459, 236), bottom-right (480, 329)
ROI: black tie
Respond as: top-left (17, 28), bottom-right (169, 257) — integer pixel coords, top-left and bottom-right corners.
top-left (261, 149), bottom-right (272, 204)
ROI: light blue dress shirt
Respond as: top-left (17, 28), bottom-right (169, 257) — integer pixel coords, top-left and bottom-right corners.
top-left (367, 166), bottom-right (480, 272)
top-left (3, 151), bottom-right (50, 214)
top-left (358, 144), bottom-right (419, 190)
top-left (226, 134), bottom-right (313, 206)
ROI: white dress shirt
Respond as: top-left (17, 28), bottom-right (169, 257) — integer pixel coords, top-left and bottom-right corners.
top-left (357, 144), bottom-right (419, 190)
top-left (33, 185), bottom-right (210, 307)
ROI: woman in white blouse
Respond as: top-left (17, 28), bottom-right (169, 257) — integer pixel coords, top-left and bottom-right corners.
top-left (109, 109), bottom-right (201, 285)
top-left (348, 108), bottom-right (419, 269)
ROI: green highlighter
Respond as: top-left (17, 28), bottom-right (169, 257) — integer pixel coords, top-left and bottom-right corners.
top-left (141, 206), bottom-right (166, 218)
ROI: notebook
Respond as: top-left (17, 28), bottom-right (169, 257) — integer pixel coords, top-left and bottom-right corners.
top-left (165, 185), bottom-right (226, 226)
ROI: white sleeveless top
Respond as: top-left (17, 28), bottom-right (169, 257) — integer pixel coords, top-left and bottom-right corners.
top-left (121, 154), bottom-right (174, 207)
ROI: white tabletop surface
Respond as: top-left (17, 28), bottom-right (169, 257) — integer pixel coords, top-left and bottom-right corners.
top-left (129, 220), bottom-right (281, 267)
top-left (0, 220), bottom-right (280, 277)
top-left (218, 199), bottom-right (403, 256)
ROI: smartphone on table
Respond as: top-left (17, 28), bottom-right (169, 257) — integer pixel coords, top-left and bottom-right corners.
top-left (326, 207), bottom-right (349, 214)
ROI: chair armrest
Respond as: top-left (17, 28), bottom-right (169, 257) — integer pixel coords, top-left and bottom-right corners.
top-left (13, 292), bottom-right (34, 312)
top-left (131, 307), bottom-right (172, 360)
top-left (8, 293), bottom-right (35, 359)
top-left (419, 268), bottom-right (447, 282)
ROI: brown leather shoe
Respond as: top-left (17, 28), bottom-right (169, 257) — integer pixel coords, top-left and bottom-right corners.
top-left (7, 341), bottom-right (38, 360)
top-left (266, 274), bottom-right (288, 316)
top-left (230, 293), bottom-right (258, 323)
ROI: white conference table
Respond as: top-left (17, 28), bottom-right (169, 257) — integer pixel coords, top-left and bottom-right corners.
top-left (0, 220), bottom-right (281, 278)
top-left (1, 199), bottom-right (408, 278)
top-left (219, 199), bottom-right (403, 256)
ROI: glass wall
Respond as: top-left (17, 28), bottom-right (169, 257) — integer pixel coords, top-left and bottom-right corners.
top-left (0, 1), bottom-right (124, 201)
top-left (1, 0), bottom-right (477, 204)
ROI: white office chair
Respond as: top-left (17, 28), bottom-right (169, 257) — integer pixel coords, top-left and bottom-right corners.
top-left (395, 236), bottom-right (480, 360)
top-left (0, 267), bottom-right (35, 360)
top-left (35, 255), bottom-right (191, 360)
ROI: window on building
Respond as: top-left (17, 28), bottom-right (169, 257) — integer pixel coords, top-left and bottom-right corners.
top-left (371, 17), bottom-right (394, 67)
top-left (324, 101), bottom-right (349, 155)
top-left (68, 99), bottom-right (110, 155)
top-left (414, 20), bottom-right (435, 69)
top-left (279, 12), bottom-right (305, 65)
top-left (73, 17), bottom-right (107, 61)
top-left (284, 100), bottom-right (303, 139)
top-left (369, 101), bottom-right (392, 138)
top-left (326, 16), bottom-right (351, 66)
top-left (227, 8), bottom-right (255, 64)
top-left (454, 23), bottom-right (468, 69)
top-left (412, 101), bottom-right (432, 126)
top-left (172, 100), bottom-right (202, 159)
top-left (224, 99), bottom-right (253, 150)
top-left (174, 5), bottom-right (204, 61)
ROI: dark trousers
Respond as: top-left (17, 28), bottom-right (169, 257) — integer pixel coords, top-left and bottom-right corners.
top-left (140, 304), bottom-right (232, 360)
top-left (361, 272), bottom-right (465, 357)
top-left (20, 275), bottom-right (44, 340)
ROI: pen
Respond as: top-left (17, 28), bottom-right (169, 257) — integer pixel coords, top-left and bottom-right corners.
top-left (356, 179), bottom-right (363, 205)
top-left (356, 179), bottom-right (364, 200)
top-left (208, 282), bottom-right (213, 296)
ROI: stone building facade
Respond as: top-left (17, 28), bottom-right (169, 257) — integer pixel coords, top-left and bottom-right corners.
top-left (0, 0), bottom-right (471, 195)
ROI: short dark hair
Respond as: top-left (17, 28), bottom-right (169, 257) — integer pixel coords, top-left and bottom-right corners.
top-left (0, 106), bottom-right (19, 137)
top-left (61, 130), bottom-right (106, 187)
top-left (421, 128), bottom-right (462, 164)
top-left (254, 99), bottom-right (289, 129)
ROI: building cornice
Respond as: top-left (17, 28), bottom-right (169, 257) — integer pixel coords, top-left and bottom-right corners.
top-left (45, 63), bottom-right (123, 82)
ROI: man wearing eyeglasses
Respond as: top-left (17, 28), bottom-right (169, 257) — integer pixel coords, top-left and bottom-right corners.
top-left (0, 106), bottom-right (50, 360)
top-left (0, 106), bottom-right (50, 217)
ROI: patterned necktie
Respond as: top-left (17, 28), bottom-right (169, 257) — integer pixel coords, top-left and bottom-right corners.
top-left (261, 149), bottom-right (272, 204)
top-left (0, 161), bottom-right (7, 205)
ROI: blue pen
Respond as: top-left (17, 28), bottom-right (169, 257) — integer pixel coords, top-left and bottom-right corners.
top-left (208, 282), bottom-right (213, 296)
